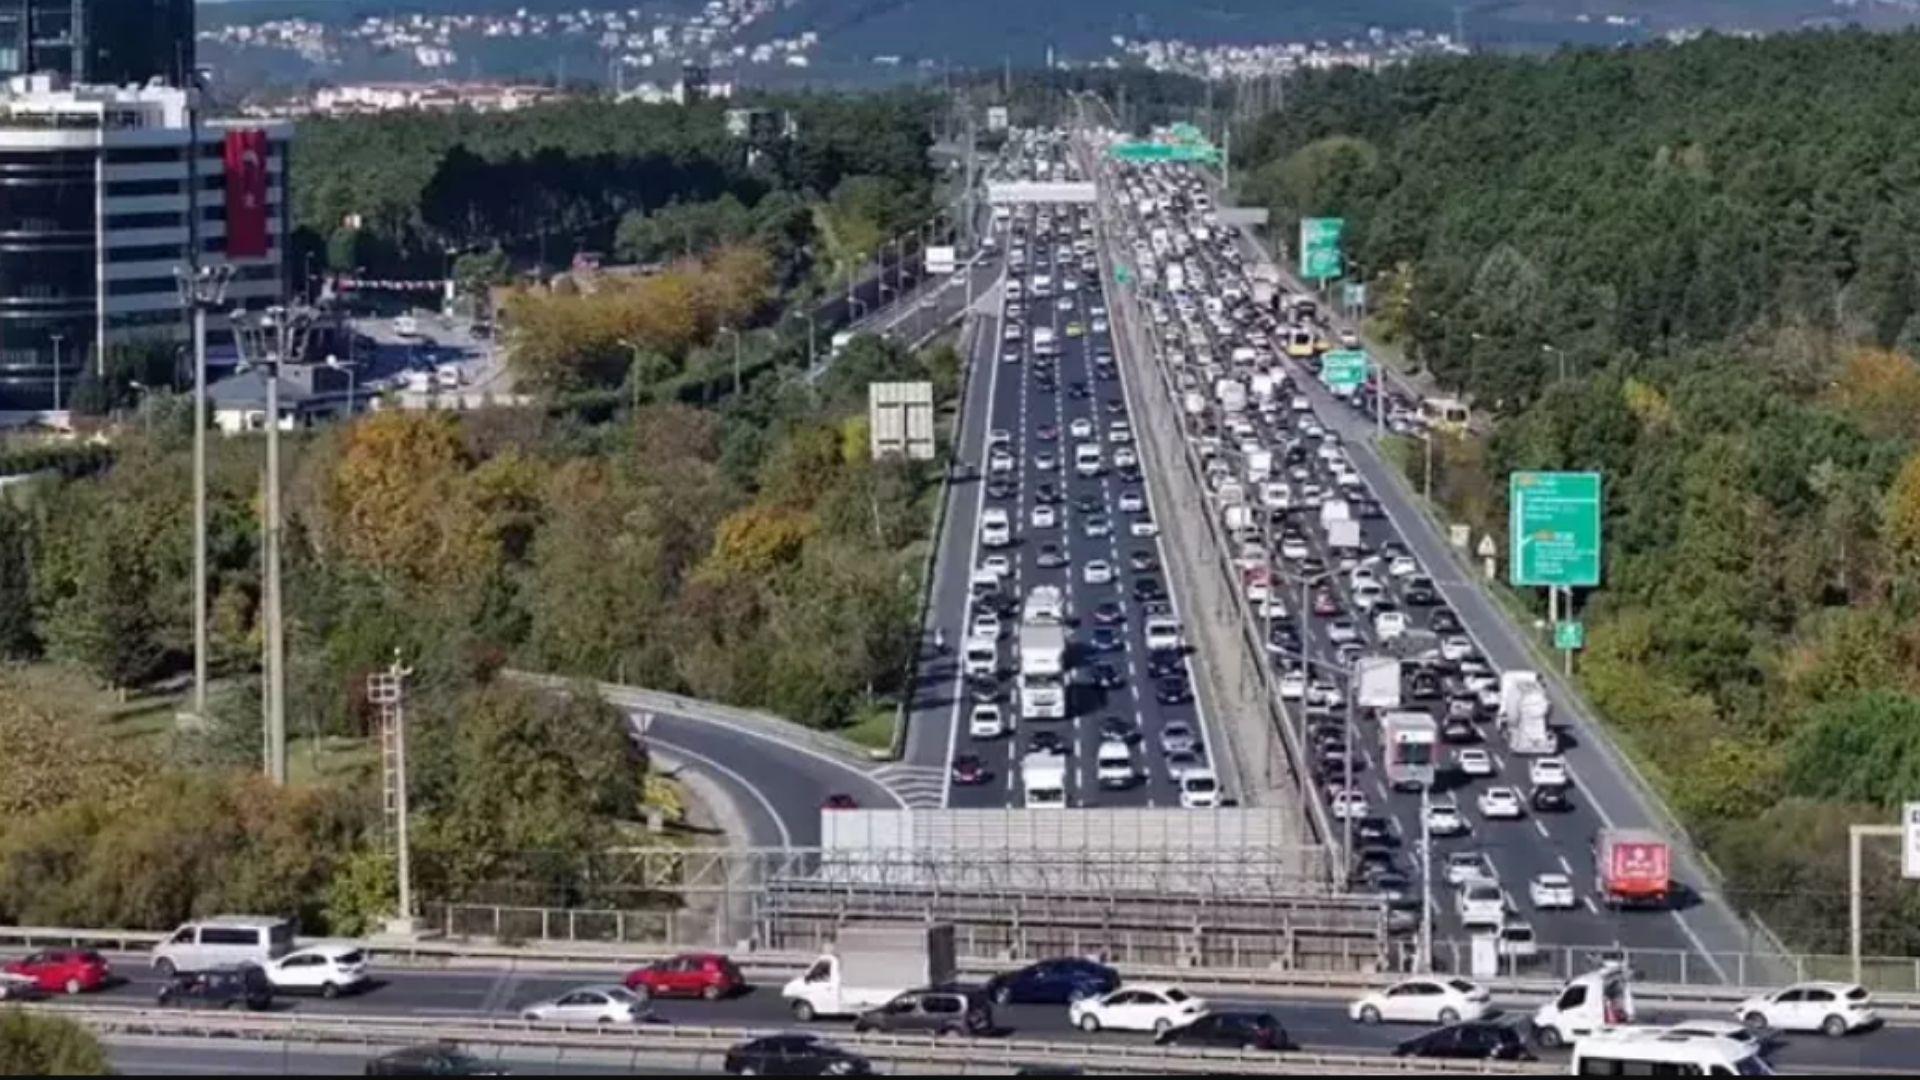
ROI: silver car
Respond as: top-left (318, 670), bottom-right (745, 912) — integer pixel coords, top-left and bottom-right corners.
top-left (521, 984), bottom-right (650, 1024)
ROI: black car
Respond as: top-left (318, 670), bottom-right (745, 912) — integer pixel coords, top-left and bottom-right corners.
top-left (1098, 715), bottom-right (1139, 742)
top-left (1268, 623), bottom-right (1302, 654)
top-left (1531, 784), bottom-right (1573, 813)
top-left (986, 958), bottom-right (1120, 1006)
top-left (1440, 715), bottom-right (1478, 744)
top-left (1408, 671), bottom-right (1442, 700)
top-left (1128, 550), bottom-right (1158, 573)
top-left (157, 965), bottom-right (273, 1011)
top-left (1430, 608), bottom-right (1463, 634)
top-left (967, 674), bottom-right (1002, 703)
top-left (1027, 731), bottom-right (1068, 756)
top-left (1035, 482), bottom-right (1062, 504)
top-left (1154, 676), bottom-right (1192, 705)
top-left (1092, 601), bottom-right (1125, 625)
top-left (1089, 662), bottom-right (1125, 689)
top-left (1036, 544), bottom-right (1068, 569)
top-left (1034, 377), bottom-right (1056, 394)
top-left (1132, 577), bottom-right (1164, 602)
top-left (1350, 844), bottom-right (1400, 883)
top-left (1069, 381), bottom-right (1091, 398)
top-left (854, 988), bottom-right (994, 1036)
top-left (1404, 577), bottom-right (1440, 606)
top-left (1088, 627), bottom-right (1122, 652)
top-left (1076, 494), bottom-right (1103, 514)
top-left (364, 1044), bottom-right (504, 1077)
top-left (1354, 816), bottom-right (1396, 847)
top-left (1395, 1021), bottom-right (1535, 1061)
top-left (1155, 1011), bottom-right (1292, 1052)
top-left (1146, 651), bottom-right (1184, 680)
top-left (987, 479), bottom-right (1017, 500)
top-left (1117, 464), bottom-right (1143, 483)
top-left (723, 1035), bottom-right (872, 1076)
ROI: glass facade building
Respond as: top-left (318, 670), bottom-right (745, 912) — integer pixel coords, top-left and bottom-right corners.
top-left (0, 0), bottom-right (194, 87)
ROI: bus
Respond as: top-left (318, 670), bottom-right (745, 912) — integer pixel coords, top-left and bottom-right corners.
top-left (1380, 712), bottom-right (1438, 791)
top-left (1420, 396), bottom-right (1472, 433)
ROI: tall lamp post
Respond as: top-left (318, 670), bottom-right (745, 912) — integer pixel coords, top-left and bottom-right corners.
top-left (326, 353), bottom-right (357, 418)
top-left (174, 264), bottom-right (234, 723)
top-left (48, 333), bottom-right (62, 414)
top-left (231, 303), bottom-right (316, 786)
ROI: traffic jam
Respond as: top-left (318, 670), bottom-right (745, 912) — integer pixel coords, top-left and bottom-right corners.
top-left (1091, 150), bottom-right (1705, 963)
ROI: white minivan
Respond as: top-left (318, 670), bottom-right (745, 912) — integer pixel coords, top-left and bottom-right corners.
top-left (153, 916), bottom-right (296, 976)
top-left (981, 507), bottom-right (1012, 548)
top-left (1074, 443), bottom-right (1103, 477)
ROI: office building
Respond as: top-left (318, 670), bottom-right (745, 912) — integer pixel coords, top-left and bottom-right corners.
top-left (0, 0), bottom-right (194, 86)
top-left (0, 75), bottom-right (289, 412)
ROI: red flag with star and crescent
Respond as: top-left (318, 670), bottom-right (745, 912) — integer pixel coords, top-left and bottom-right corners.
top-left (223, 129), bottom-right (269, 259)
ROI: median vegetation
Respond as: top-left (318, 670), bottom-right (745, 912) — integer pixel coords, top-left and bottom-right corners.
top-left (1238, 30), bottom-right (1920, 953)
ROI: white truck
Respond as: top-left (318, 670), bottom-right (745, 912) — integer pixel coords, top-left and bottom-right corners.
top-left (1021, 752), bottom-right (1068, 809)
top-left (1244, 448), bottom-right (1273, 484)
top-left (1498, 670), bottom-right (1556, 754)
top-left (1356, 656), bottom-right (1402, 711)
top-left (1250, 372), bottom-right (1277, 403)
top-left (1215, 379), bottom-right (1248, 415)
top-left (1018, 585), bottom-right (1069, 722)
top-left (783, 924), bottom-right (958, 1021)
top-left (1166, 263), bottom-right (1187, 294)
top-left (1326, 518), bottom-right (1362, 552)
top-left (1319, 498), bottom-right (1353, 533)
top-left (1183, 390), bottom-right (1208, 417)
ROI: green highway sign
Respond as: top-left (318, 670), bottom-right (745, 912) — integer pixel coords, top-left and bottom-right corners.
top-left (1300, 217), bottom-right (1345, 280)
top-left (1342, 281), bottom-right (1368, 309)
top-left (1115, 264), bottom-right (1132, 285)
top-left (1322, 349), bottom-right (1369, 393)
top-left (1510, 471), bottom-right (1603, 588)
top-left (1555, 620), bottom-right (1585, 651)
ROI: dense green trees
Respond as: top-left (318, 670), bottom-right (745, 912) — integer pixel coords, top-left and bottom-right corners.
top-left (0, 1012), bottom-right (108, 1076)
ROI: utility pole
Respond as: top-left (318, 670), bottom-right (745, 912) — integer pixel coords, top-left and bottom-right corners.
top-left (231, 304), bottom-right (316, 786)
top-left (1420, 782), bottom-right (1435, 972)
top-left (176, 265), bottom-right (232, 723)
top-left (369, 656), bottom-right (417, 935)
top-left (48, 333), bottom-right (62, 413)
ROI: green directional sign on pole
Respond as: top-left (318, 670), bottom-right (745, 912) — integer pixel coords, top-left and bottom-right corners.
top-left (1299, 217), bottom-right (1345, 280)
top-left (1510, 471), bottom-right (1603, 588)
top-left (1555, 620), bottom-right (1585, 651)
top-left (1322, 350), bottom-right (1369, 394)
top-left (1115, 264), bottom-right (1132, 286)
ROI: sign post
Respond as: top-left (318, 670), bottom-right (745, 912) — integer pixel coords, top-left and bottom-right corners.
top-left (1299, 217), bottom-right (1345, 283)
top-left (1904, 804), bottom-right (1920, 880)
top-left (1322, 349), bottom-right (1369, 395)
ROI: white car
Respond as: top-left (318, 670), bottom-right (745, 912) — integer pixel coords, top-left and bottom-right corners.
top-left (1070, 418), bottom-right (1095, 439)
top-left (1349, 978), bottom-right (1492, 1026)
top-left (1440, 635), bottom-right (1474, 662)
top-left (1326, 619), bottom-right (1360, 645)
top-left (1349, 566), bottom-right (1381, 590)
top-left (982, 555), bottom-right (1012, 579)
top-left (1477, 787), bottom-right (1525, 819)
top-left (1529, 757), bottom-right (1571, 788)
top-left (1456, 881), bottom-right (1507, 928)
top-left (1179, 770), bottom-right (1222, 809)
top-left (1455, 748), bottom-right (1495, 778)
top-left (1083, 560), bottom-right (1115, 585)
top-left (989, 450), bottom-right (1015, 474)
top-left (1530, 873), bottom-right (1577, 910)
top-left (1279, 536), bottom-right (1311, 561)
top-left (971, 611), bottom-right (1002, 640)
top-left (1108, 424), bottom-right (1133, 444)
top-left (1278, 670), bottom-right (1307, 700)
top-left (1388, 555), bottom-right (1420, 577)
top-left (1736, 983), bottom-right (1879, 1037)
top-left (1329, 788), bottom-right (1371, 820)
top-left (1424, 800), bottom-right (1469, 838)
top-left (1129, 518), bottom-right (1159, 538)
top-left (1352, 583), bottom-right (1387, 612)
top-left (1031, 505), bottom-right (1058, 529)
top-left (1374, 610), bottom-right (1408, 640)
top-left (1070, 984), bottom-right (1210, 1035)
top-left (1444, 851), bottom-right (1497, 887)
top-left (969, 704), bottom-right (1008, 739)
top-left (1113, 446), bottom-right (1138, 468)
top-left (521, 984), bottom-right (650, 1024)
top-left (1118, 490), bottom-right (1146, 513)
top-left (263, 943), bottom-right (369, 998)
top-left (1034, 451), bottom-right (1059, 472)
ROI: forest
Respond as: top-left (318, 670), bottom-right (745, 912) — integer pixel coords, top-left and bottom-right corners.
top-left (1240, 30), bottom-right (1920, 953)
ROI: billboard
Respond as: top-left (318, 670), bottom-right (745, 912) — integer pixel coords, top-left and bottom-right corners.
top-left (924, 245), bottom-right (957, 275)
top-left (868, 382), bottom-right (935, 461)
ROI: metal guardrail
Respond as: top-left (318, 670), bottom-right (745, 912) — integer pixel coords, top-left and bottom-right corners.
top-left (40, 1005), bottom-right (1552, 1076)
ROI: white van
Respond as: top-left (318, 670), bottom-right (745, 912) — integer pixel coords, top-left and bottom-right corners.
top-left (1095, 739), bottom-right (1138, 789)
top-left (963, 638), bottom-right (998, 678)
top-left (1535, 964), bottom-right (1637, 1048)
top-left (153, 916), bottom-right (296, 975)
top-left (1571, 1026), bottom-right (1771, 1076)
top-left (1074, 443), bottom-right (1103, 477)
top-left (980, 508), bottom-right (1012, 548)
top-left (1145, 617), bottom-right (1183, 653)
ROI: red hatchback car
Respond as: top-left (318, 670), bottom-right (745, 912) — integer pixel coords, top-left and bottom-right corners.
top-left (623, 953), bottom-right (745, 1000)
top-left (5, 950), bottom-right (112, 995)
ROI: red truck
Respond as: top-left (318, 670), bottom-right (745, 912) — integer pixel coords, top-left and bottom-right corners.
top-left (1595, 829), bottom-right (1671, 909)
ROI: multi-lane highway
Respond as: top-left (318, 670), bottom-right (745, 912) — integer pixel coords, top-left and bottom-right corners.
top-left (902, 132), bottom-right (1227, 811)
top-left (30, 953), bottom-right (1920, 1074)
top-left (1073, 133), bottom-right (1771, 977)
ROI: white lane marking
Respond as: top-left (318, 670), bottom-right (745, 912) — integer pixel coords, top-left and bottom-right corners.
top-left (1534, 817), bottom-right (1551, 840)
top-left (655, 739), bottom-right (794, 849)
top-left (1558, 855), bottom-right (1574, 875)
top-left (1583, 896), bottom-right (1599, 915)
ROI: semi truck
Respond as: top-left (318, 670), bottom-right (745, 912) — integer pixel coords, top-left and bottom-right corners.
top-left (1498, 670), bottom-right (1557, 754)
top-left (1594, 829), bottom-right (1672, 910)
top-left (1381, 712), bottom-right (1439, 791)
top-left (783, 924), bottom-right (958, 1021)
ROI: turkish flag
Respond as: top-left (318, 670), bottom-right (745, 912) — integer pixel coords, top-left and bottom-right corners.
top-left (224, 129), bottom-right (270, 259)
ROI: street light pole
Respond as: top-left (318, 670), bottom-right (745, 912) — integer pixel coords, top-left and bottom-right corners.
top-left (1420, 782), bottom-right (1434, 972)
top-left (175, 263), bottom-right (233, 724)
top-left (48, 333), bottom-right (62, 413)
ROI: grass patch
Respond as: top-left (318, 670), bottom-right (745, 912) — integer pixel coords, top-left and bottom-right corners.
top-left (841, 701), bottom-right (899, 752)
top-left (287, 735), bottom-right (378, 788)
top-left (2, 661), bottom-right (180, 747)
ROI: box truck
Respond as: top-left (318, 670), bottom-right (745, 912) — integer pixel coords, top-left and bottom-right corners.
top-left (1356, 657), bottom-right (1402, 711)
top-left (1498, 670), bottom-right (1556, 754)
top-left (1594, 829), bottom-right (1672, 911)
top-left (784, 924), bottom-right (959, 1021)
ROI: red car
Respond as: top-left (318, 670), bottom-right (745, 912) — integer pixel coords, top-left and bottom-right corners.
top-left (624, 953), bottom-right (745, 1000)
top-left (1313, 590), bottom-right (1341, 617)
top-left (5, 950), bottom-right (111, 995)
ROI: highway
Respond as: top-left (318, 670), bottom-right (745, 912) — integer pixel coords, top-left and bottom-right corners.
top-left (37, 955), bottom-right (1920, 1074)
top-left (904, 132), bottom-right (1227, 810)
top-left (1072, 132), bottom-right (1767, 978)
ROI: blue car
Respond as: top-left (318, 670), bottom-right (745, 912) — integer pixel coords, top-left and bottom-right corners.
top-left (985, 958), bottom-right (1120, 1006)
